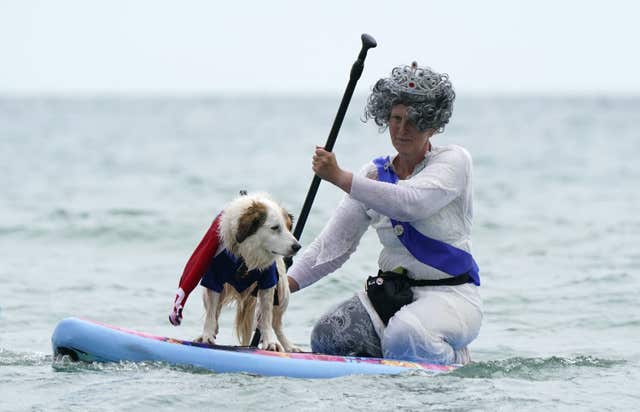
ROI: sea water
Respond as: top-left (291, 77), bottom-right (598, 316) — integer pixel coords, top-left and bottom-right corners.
top-left (1, 95), bottom-right (638, 411)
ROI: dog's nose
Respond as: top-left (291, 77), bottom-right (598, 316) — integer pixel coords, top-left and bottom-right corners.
top-left (291, 243), bottom-right (301, 253)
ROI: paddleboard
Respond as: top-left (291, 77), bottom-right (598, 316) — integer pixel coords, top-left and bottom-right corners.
top-left (51, 317), bottom-right (458, 378)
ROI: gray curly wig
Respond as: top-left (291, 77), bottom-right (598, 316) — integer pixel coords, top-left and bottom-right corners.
top-left (364, 62), bottom-right (455, 133)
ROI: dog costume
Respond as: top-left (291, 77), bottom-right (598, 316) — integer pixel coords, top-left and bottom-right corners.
top-left (169, 213), bottom-right (277, 326)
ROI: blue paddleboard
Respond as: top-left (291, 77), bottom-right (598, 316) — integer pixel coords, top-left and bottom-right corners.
top-left (51, 317), bottom-right (458, 378)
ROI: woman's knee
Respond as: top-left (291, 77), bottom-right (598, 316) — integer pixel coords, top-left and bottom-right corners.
top-left (310, 313), bottom-right (342, 353)
top-left (382, 309), bottom-right (453, 364)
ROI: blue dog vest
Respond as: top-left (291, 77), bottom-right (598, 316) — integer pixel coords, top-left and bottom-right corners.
top-left (200, 249), bottom-right (278, 293)
top-left (373, 156), bottom-right (480, 286)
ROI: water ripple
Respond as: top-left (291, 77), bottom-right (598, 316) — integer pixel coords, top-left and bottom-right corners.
top-left (0, 348), bottom-right (51, 367)
top-left (453, 355), bottom-right (624, 380)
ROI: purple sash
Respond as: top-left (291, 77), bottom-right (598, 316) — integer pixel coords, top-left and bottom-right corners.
top-left (373, 156), bottom-right (480, 286)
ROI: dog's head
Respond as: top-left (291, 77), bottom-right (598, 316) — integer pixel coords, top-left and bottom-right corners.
top-left (221, 194), bottom-right (301, 270)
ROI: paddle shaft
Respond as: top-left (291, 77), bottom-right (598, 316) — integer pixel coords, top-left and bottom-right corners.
top-left (291, 33), bottom-right (377, 245)
top-left (250, 34), bottom-right (377, 348)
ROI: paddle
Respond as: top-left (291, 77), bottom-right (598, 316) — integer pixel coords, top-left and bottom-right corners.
top-left (250, 33), bottom-right (377, 348)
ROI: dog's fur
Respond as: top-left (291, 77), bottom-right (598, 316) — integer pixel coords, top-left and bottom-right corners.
top-left (194, 193), bottom-right (301, 352)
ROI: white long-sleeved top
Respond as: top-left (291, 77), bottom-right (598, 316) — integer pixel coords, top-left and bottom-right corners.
top-left (288, 144), bottom-right (481, 310)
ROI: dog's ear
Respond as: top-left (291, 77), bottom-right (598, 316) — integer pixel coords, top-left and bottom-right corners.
top-left (281, 209), bottom-right (294, 231)
top-left (236, 201), bottom-right (268, 244)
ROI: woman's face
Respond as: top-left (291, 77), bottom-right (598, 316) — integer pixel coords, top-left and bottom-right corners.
top-left (388, 104), bottom-right (434, 157)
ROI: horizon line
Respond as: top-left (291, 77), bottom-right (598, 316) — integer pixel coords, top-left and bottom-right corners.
top-left (2, 90), bottom-right (640, 100)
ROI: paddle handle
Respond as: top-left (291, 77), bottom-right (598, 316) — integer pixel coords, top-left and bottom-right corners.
top-left (291, 33), bottom-right (377, 245)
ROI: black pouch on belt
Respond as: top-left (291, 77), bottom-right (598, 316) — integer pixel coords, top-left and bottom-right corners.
top-left (366, 269), bottom-right (472, 325)
top-left (366, 269), bottom-right (413, 325)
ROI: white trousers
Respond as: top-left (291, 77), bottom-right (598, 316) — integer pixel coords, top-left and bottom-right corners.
top-left (358, 284), bottom-right (482, 365)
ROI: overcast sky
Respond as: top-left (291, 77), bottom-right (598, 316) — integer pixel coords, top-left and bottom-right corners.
top-left (1, 0), bottom-right (638, 96)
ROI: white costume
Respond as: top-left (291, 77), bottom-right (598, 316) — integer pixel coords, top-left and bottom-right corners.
top-left (288, 144), bottom-right (482, 365)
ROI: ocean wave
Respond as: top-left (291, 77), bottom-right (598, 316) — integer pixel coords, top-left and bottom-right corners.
top-left (0, 345), bottom-right (629, 388)
top-left (0, 225), bottom-right (26, 235)
top-left (0, 348), bottom-right (51, 367)
top-left (1, 347), bottom-right (214, 374)
top-left (452, 355), bottom-right (624, 380)
top-left (2, 207), bottom-right (177, 242)
top-left (50, 356), bottom-right (215, 375)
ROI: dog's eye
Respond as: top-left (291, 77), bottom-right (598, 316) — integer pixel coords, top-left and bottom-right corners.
top-left (270, 225), bottom-right (280, 231)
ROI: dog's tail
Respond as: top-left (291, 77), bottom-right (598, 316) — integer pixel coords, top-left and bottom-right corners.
top-left (235, 286), bottom-right (257, 345)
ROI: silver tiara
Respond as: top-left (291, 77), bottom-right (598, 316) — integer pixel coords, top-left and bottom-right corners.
top-left (390, 61), bottom-right (449, 97)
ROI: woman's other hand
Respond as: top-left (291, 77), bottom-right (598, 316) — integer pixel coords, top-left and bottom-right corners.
top-left (288, 276), bottom-right (300, 293)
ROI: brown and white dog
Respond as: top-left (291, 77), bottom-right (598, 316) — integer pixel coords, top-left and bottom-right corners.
top-left (194, 193), bottom-right (302, 352)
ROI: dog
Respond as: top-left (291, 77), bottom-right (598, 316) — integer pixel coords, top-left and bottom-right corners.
top-left (184, 193), bottom-right (302, 352)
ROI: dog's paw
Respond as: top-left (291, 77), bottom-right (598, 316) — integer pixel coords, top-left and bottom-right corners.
top-left (194, 333), bottom-right (216, 345)
top-left (284, 344), bottom-right (303, 353)
top-left (261, 340), bottom-right (284, 352)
